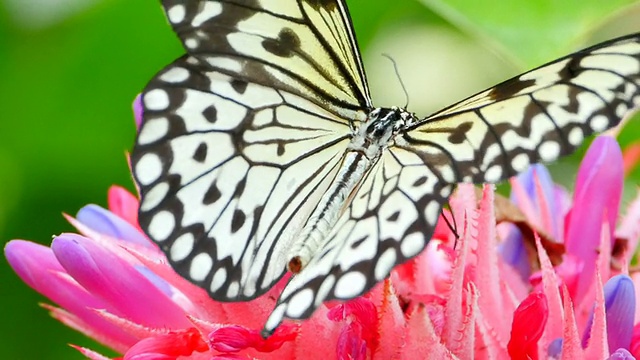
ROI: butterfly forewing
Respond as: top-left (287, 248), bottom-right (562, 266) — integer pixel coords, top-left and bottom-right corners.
top-left (133, 55), bottom-right (354, 300)
top-left (400, 34), bottom-right (640, 185)
top-left (160, 0), bottom-right (371, 119)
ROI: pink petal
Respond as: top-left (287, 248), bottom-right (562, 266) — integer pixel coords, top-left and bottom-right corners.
top-left (51, 234), bottom-right (191, 328)
top-left (583, 271), bottom-right (609, 359)
top-left (209, 324), bottom-right (297, 353)
top-left (475, 185), bottom-right (510, 340)
top-left (124, 328), bottom-right (208, 360)
top-left (561, 285), bottom-right (584, 359)
top-left (70, 345), bottom-right (113, 360)
top-left (5, 240), bottom-right (137, 349)
top-left (565, 136), bottom-right (622, 300)
top-left (294, 305), bottom-right (340, 359)
top-left (402, 306), bottom-right (455, 359)
top-left (508, 291), bottom-right (548, 360)
top-left (535, 236), bottom-right (564, 347)
top-left (373, 281), bottom-right (405, 358)
top-left (108, 185), bottom-right (141, 230)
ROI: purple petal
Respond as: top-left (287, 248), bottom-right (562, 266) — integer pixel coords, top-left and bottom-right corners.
top-left (604, 275), bottom-right (635, 351)
top-left (133, 94), bottom-right (143, 130)
top-left (77, 204), bottom-right (150, 247)
top-left (499, 228), bottom-right (530, 280)
top-left (608, 348), bottom-right (634, 360)
top-left (547, 338), bottom-right (563, 358)
top-left (582, 275), bottom-right (635, 351)
top-left (565, 136), bottom-right (623, 299)
top-left (51, 234), bottom-right (190, 328)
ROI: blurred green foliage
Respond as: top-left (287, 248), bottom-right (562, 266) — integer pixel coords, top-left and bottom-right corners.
top-left (0, 0), bottom-right (638, 358)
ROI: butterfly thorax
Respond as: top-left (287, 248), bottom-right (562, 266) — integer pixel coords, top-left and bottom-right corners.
top-left (348, 107), bottom-right (416, 160)
top-left (286, 107), bottom-right (416, 274)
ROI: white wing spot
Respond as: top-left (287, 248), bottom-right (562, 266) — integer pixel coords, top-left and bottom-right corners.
top-left (227, 281), bottom-right (240, 298)
top-left (511, 153), bottom-right (530, 172)
top-left (314, 275), bottom-right (335, 306)
top-left (135, 153), bottom-right (163, 186)
top-left (189, 253), bottom-right (213, 281)
top-left (484, 165), bottom-right (503, 183)
top-left (538, 141), bottom-right (560, 162)
top-left (166, 4), bottom-right (186, 23)
top-left (568, 127), bottom-right (584, 146)
top-left (191, 2), bottom-right (222, 27)
top-left (141, 182), bottom-right (170, 211)
top-left (400, 232), bottom-right (425, 258)
top-left (170, 233), bottom-right (195, 262)
top-left (286, 288), bottom-right (315, 318)
top-left (184, 38), bottom-right (199, 50)
top-left (160, 67), bottom-right (190, 83)
top-left (148, 210), bottom-right (175, 242)
top-left (616, 103), bottom-right (628, 118)
top-left (374, 248), bottom-right (396, 280)
top-left (210, 267), bottom-right (227, 293)
top-left (590, 115), bottom-right (609, 132)
top-left (138, 117), bottom-right (169, 145)
top-left (334, 271), bottom-right (366, 299)
top-left (265, 304), bottom-right (287, 333)
top-left (144, 89), bottom-right (170, 111)
top-left (424, 200), bottom-right (441, 224)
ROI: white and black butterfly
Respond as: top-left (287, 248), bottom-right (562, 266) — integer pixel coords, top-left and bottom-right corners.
top-left (131, 0), bottom-right (640, 334)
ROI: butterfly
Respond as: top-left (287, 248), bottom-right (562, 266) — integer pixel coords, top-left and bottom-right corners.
top-left (131, 0), bottom-right (640, 335)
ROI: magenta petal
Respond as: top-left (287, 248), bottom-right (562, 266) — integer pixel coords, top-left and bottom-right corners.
top-left (5, 240), bottom-right (138, 348)
top-left (51, 234), bottom-right (190, 329)
top-left (77, 204), bottom-right (150, 247)
top-left (565, 136), bottom-right (622, 299)
top-left (5, 240), bottom-right (65, 290)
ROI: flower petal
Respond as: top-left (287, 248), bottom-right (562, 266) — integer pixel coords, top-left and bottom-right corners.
top-left (76, 204), bottom-right (150, 247)
top-left (508, 291), bottom-right (548, 360)
top-left (108, 185), bottom-right (141, 229)
top-left (51, 234), bottom-right (190, 328)
top-left (604, 275), bottom-right (635, 351)
top-left (124, 328), bottom-right (208, 360)
top-left (209, 324), bottom-right (297, 353)
top-left (565, 136), bottom-right (622, 299)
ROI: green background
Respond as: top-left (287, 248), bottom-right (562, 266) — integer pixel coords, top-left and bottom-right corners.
top-left (1, 0), bottom-right (639, 358)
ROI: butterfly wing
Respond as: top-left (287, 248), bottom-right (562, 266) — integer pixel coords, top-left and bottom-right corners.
top-left (133, 0), bottom-right (373, 300)
top-left (265, 147), bottom-right (453, 331)
top-left (160, 0), bottom-right (371, 118)
top-left (264, 32), bottom-right (640, 332)
top-left (400, 33), bottom-right (640, 184)
top-left (134, 55), bottom-right (354, 299)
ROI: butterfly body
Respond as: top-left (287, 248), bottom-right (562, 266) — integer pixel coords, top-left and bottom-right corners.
top-left (133, 0), bottom-right (640, 335)
top-left (288, 106), bottom-right (415, 272)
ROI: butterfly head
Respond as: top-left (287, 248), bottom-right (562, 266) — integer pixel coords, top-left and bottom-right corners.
top-left (349, 107), bottom-right (415, 158)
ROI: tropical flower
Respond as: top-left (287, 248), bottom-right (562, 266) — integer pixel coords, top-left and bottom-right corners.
top-left (5, 102), bottom-right (640, 358)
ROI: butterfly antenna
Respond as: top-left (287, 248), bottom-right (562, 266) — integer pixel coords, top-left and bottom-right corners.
top-left (382, 53), bottom-right (410, 109)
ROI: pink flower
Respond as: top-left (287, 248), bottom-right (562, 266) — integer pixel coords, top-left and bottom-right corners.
top-left (5, 101), bottom-right (640, 358)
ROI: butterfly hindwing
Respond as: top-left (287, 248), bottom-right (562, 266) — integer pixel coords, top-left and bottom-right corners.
top-left (133, 55), bottom-right (354, 300)
top-left (265, 147), bottom-right (452, 329)
top-left (400, 33), bottom-right (640, 185)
